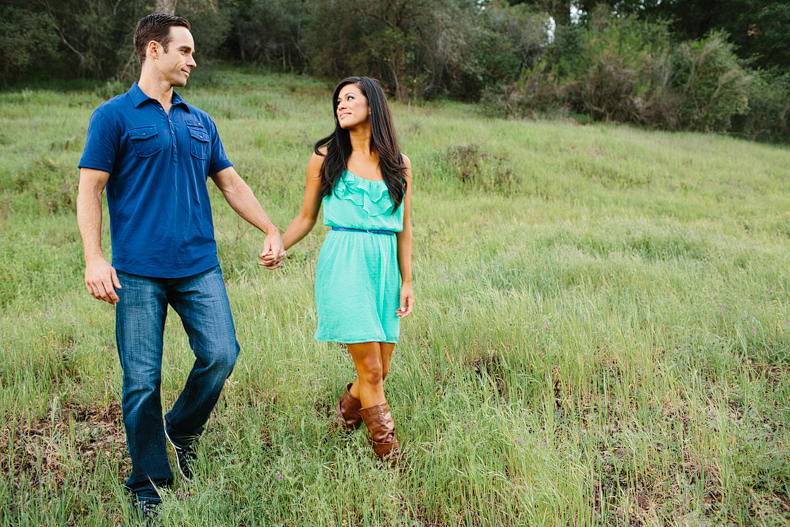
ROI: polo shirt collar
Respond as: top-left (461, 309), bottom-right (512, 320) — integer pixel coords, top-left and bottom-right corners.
top-left (171, 90), bottom-right (188, 110)
top-left (129, 82), bottom-right (190, 112)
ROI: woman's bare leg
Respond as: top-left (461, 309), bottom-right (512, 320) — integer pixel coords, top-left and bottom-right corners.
top-left (346, 342), bottom-right (386, 407)
top-left (348, 342), bottom-right (396, 401)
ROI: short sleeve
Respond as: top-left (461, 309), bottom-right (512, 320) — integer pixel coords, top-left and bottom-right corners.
top-left (206, 115), bottom-right (233, 175)
top-left (78, 109), bottom-right (118, 172)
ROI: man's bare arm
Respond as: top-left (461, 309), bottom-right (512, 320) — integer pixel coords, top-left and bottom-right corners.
top-left (210, 166), bottom-right (285, 269)
top-left (77, 168), bottom-right (121, 303)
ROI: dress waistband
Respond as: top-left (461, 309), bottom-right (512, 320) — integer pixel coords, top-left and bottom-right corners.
top-left (331, 226), bottom-right (397, 236)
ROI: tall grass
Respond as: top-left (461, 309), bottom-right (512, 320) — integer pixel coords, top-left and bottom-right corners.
top-left (1, 67), bottom-right (789, 526)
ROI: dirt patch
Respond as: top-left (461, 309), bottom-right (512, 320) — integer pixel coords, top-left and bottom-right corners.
top-left (1, 402), bottom-right (128, 489)
top-left (471, 351), bottom-right (508, 396)
top-left (592, 445), bottom-right (725, 526)
top-left (444, 144), bottom-right (519, 195)
top-left (748, 360), bottom-right (788, 387)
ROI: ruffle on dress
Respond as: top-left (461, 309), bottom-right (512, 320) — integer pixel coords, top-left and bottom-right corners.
top-left (332, 170), bottom-right (394, 217)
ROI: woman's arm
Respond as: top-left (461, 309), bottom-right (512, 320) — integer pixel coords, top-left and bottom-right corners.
top-left (396, 155), bottom-right (414, 318)
top-left (282, 152), bottom-right (325, 250)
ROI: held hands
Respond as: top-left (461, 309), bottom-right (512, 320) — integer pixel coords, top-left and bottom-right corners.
top-left (259, 231), bottom-right (287, 270)
top-left (396, 282), bottom-right (414, 318)
top-left (85, 256), bottom-right (121, 304)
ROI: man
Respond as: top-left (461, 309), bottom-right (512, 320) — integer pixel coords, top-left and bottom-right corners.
top-left (76, 13), bottom-right (284, 515)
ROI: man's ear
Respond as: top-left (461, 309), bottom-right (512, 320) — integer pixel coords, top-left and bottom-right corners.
top-left (147, 40), bottom-right (160, 61)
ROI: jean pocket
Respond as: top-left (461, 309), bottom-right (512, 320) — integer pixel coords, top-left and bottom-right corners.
top-left (128, 126), bottom-right (162, 157)
top-left (188, 127), bottom-right (209, 160)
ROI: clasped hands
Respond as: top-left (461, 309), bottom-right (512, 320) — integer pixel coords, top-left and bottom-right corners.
top-left (258, 232), bottom-right (287, 270)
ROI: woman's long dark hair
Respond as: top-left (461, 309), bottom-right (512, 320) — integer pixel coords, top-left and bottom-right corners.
top-left (315, 77), bottom-right (407, 211)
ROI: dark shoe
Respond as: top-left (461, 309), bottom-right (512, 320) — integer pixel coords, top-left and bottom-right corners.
top-left (359, 402), bottom-right (404, 468)
top-left (333, 382), bottom-right (363, 431)
top-left (136, 498), bottom-right (160, 525)
top-left (164, 428), bottom-right (197, 482)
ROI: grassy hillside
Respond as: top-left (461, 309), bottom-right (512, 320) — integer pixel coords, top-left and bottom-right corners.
top-left (1, 67), bottom-right (789, 526)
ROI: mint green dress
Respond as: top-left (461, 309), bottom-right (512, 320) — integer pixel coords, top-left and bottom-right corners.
top-left (315, 170), bottom-right (404, 343)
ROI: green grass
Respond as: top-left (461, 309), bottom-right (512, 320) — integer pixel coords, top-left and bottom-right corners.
top-left (1, 66), bottom-right (789, 526)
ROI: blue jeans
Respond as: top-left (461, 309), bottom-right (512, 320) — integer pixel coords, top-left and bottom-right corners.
top-left (115, 266), bottom-right (240, 501)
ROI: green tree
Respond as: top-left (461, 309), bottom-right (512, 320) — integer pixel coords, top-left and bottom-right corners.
top-left (0, 6), bottom-right (60, 85)
top-left (726, 1), bottom-right (790, 72)
top-left (227, 0), bottom-right (307, 68)
top-left (505, 0), bottom-right (572, 26)
top-left (178, 0), bottom-right (233, 61)
top-left (576, 0), bottom-right (790, 74)
top-left (304, 0), bottom-right (482, 101)
top-left (35, 0), bottom-right (145, 79)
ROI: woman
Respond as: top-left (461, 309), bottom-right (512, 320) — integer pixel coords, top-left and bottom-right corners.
top-left (282, 77), bottom-right (413, 466)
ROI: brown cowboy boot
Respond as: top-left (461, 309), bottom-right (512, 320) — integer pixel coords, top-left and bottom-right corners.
top-left (359, 401), bottom-right (404, 467)
top-left (333, 382), bottom-right (363, 431)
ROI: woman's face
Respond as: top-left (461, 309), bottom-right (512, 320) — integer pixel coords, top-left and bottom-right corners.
top-left (336, 84), bottom-right (370, 129)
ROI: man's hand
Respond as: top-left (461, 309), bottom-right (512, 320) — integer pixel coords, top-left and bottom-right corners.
top-left (85, 256), bottom-right (121, 304)
top-left (259, 231), bottom-right (286, 270)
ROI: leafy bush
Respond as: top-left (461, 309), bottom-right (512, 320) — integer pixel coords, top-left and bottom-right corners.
top-left (480, 13), bottom-right (765, 139)
top-left (636, 52), bottom-right (684, 130)
top-left (731, 71), bottom-right (790, 144)
top-left (566, 9), bottom-right (672, 123)
top-left (483, 11), bottom-right (679, 125)
top-left (671, 32), bottom-right (751, 132)
top-left (570, 54), bottom-right (641, 122)
top-left (479, 63), bottom-right (566, 119)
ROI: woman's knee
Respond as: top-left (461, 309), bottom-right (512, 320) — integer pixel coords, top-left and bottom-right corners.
top-left (356, 360), bottom-right (384, 386)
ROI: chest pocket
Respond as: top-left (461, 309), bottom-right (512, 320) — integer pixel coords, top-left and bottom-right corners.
top-left (188, 126), bottom-right (210, 160)
top-left (128, 126), bottom-right (161, 157)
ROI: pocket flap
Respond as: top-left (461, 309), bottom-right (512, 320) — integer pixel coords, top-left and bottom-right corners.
top-left (129, 126), bottom-right (158, 140)
top-left (188, 127), bottom-right (209, 143)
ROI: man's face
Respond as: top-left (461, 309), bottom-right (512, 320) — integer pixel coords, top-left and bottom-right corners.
top-left (155, 26), bottom-right (196, 87)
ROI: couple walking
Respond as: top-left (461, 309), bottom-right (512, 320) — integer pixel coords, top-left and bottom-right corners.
top-left (76, 13), bottom-right (414, 515)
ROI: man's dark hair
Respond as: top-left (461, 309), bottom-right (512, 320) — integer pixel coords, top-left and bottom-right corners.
top-left (314, 77), bottom-right (407, 211)
top-left (134, 13), bottom-right (191, 65)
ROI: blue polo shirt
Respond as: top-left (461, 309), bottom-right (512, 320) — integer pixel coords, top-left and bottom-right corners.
top-left (79, 83), bottom-right (233, 278)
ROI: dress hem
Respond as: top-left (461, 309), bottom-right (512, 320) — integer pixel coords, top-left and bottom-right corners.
top-left (315, 335), bottom-right (399, 345)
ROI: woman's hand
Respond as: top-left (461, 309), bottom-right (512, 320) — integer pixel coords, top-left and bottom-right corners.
top-left (396, 282), bottom-right (414, 318)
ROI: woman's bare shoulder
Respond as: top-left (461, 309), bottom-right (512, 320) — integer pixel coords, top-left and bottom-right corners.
top-left (309, 148), bottom-right (327, 166)
top-left (400, 153), bottom-right (412, 180)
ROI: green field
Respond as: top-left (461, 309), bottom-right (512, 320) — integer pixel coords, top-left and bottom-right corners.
top-left (1, 68), bottom-right (789, 526)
